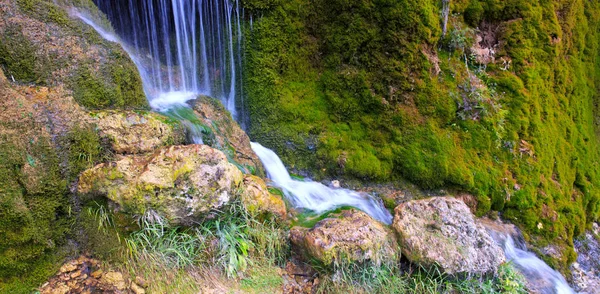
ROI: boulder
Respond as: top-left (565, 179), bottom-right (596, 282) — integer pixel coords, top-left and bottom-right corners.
top-left (240, 175), bottom-right (287, 219)
top-left (290, 209), bottom-right (398, 266)
top-left (191, 96), bottom-right (264, 175)
top-left (78, 145), bottom-right (243, 225)
top-left (91, 111), bottom-right (185, 154)
top-left (392, 197), bottom-right (505, 275)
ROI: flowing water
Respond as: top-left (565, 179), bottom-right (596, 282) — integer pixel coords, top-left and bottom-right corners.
top-left (488, 230), bottom-right (574, 294)
top-left (251, 142), bottom-right (393, 224)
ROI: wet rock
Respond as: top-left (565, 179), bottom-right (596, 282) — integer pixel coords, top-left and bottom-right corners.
top-left (330, 180), bottom-right (340, 189)
top-left (190, 96), bottom-right (264, 175)
top-left (393, 197), bottom-right (505, 275)
top-left (78, 145), bottom-right (243, 225)
top-left (92, 111), bottom-right (185, 154)
top-left (240, 175), bottom-right (287, 219)
top-left (290, 209), bottom-right (398, 266)
top-left (571, 224), bottom-right (600, 293)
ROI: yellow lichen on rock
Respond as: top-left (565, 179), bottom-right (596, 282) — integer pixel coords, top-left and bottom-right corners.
top-left (240, 175), bottom-right (287, 219)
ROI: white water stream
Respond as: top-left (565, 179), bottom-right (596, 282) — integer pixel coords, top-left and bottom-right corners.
top-left (490, 231), bottom-right (574, 294)
top-left (251, 142), bottom-right (393, 224)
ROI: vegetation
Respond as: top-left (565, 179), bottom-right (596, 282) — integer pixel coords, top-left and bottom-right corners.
top-left (243, 0), bottom-right (600, 270)
top-left (315, 260), bottom-right (527, 294)
top-left (0, 136), bottom-right (68, 292)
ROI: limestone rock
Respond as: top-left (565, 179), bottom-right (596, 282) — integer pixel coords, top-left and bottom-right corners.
top-left (392, 197), bottom-right (505, 275)
top-left (191, 96), bottom-right (264, 175)
top-left (101, 271), bottom-right (127, 290)
top-left (92, 111), bottom-right (185, 154)
top-left (78, 144), bottom-right (244, 225)
top-left (290, 209), bottom-right (398, 266)
top-left (240, 175), bottom-right (286, 219)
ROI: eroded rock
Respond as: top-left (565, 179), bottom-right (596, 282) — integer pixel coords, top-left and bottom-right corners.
top-left (291, 209), bottom-right (398, 266)
top-left (240, 175), bottom-right (287, 219)
top-left (191, 96), bottom-right (264, 176)
top-left (91, 111), bottom-right (185, 154)
top-left (393, 197), bottom-right (505, 275)
top-left (78, 144), bottom-right (243, 225)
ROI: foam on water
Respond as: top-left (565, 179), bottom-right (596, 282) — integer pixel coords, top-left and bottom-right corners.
top-left (149, 91), bottom-right (198, 111)
top-left (251, 142), bottom-right (393, 224)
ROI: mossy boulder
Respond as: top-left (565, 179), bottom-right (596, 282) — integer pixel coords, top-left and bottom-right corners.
top-left (190, 96), bottom-right (264, 176)
top-left (78, 145), bottom-right (244, 225)
top-left (91, 111), bottom-right (185, 154)
top-left (290, 209), bottom-right (398, 266)
top-left (0, 0), bottom-right (147, 109)
top-left (240, 175), bottom-right (286, 219)
top-left (392, 197), bottom-right (505, 275)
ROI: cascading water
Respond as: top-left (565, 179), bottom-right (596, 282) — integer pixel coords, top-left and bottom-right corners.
top-left (91, 0), bottom-right (244, 119)
top-left (251, 142), bottom-right (393, 224)
top-left (488, 230), bottom-right (574, 294)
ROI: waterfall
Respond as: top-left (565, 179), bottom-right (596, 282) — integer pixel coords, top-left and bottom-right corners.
top-left (92, 0), bottom-right (243, 117)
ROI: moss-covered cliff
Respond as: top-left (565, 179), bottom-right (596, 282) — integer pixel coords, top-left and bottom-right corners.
top-left (0, 0), bottom-right (147, 291)
top-left (243, 0), bottom-right (600, 269)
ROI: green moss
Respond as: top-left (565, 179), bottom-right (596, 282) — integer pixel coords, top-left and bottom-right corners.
top-left (64, 125), bottom-right (107, 181)
top-left (72, 57), bottom-right (147, 110)
top-left (244, 0), bottom-right (600, 270)
top-left (0, 135), bottom-right (68, 286)
top-left (0, 24), bottom-right (50, 84)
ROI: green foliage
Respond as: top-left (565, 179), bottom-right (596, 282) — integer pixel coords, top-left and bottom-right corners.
top-left (315, 260), bottom-right (527, 294)
top-left (243, 0), bottom-right (600, 268)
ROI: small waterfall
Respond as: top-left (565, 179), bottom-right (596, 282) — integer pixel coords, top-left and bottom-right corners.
top-left (251, 142), bottom-right (393, 224)
top-left (489, 230), bottom-right (574, 294)
top-left (92, 0), bottom-right (244, 117)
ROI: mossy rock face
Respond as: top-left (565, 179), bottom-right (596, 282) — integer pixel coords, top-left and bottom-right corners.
top-left (290, 209), bottom-right (398, 267)
top-left (0, 69), bottom-right (68, 289)
top-left (0, 0), bottom-right (147, 109)
top-left (78, 145), bottom-right (244, 226)
top-left (91, 111), bottom-right (185, 154)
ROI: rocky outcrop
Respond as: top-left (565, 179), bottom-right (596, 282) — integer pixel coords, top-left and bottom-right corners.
top-left (40, 256), bottom-right (146, 294)
top-left (191, 96), bottom-right (264, 176)
top-left (290, 209), bottom-right (398, 266)
top-left (91, 111), bottom-right (185, 154)
top-left (392, 197), bottom-right (505, 275)
top-left (0, 0), bottom-right (146, 109)
top-left (78, 145), bottom-right (244, 225)
top-left (240, 175), bottom-right (286, 219)
top-left (571, 223), bottom-right (600, 293)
